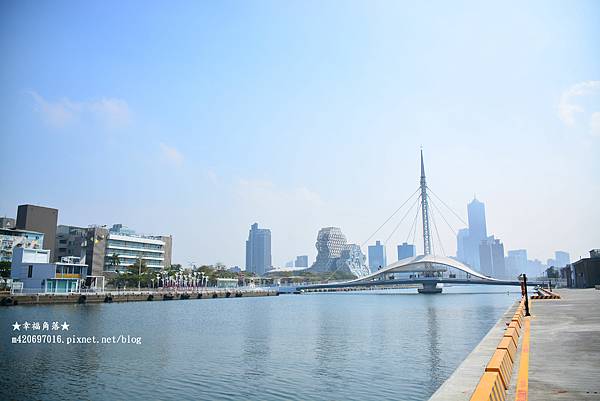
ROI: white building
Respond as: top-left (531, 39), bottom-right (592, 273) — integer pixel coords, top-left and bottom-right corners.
top-left (11, 247), bottom-right (88, 293)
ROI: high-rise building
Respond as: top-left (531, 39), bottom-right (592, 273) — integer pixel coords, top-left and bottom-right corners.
top-left (308, 227), bottom-right (370, 277)
top-left (397, 242), bottom-right (416, 260)
top-left (368, 240), bottom-right (387, 272)
top-left (295, 255), bottom-right (309, 268)
top-left (245, 223), bottom-right (272, 276)
top-left (456, 228), bottom-right (469, 262)
top-left (15, 204), bottom-right (58, 261)
top-left (456, 197), bottom-right (488, 269)
top-left (554, 251), bottom-right (570, 268)
top-left (506, 249), bottom-right (528, 277)
top-left (479, 236), bottom-right (506, 278)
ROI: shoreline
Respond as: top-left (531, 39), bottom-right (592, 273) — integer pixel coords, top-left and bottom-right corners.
top-left (428, 298), bottom-right (519, 401)
top-left (0, 288), bottom-right (279, 306)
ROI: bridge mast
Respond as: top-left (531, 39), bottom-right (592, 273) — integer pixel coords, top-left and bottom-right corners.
top-left (420, 149), bottom-right (432, 255)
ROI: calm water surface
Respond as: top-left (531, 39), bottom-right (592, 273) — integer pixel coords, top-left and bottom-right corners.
top-left (0, 286), bottom-right (519, 401)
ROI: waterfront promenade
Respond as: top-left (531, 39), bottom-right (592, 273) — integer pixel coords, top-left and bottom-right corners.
top-left (521, 289), bottom-right (600, 400)
top-left (429, 288), bottom-right (600, 401)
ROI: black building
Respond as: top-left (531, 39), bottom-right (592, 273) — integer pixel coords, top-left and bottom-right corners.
top-left (571, 250), bottom-right (600, 288)
top-left (15, 204), bottom-right (58, 261)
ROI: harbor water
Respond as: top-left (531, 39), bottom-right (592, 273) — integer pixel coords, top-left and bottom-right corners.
top-left (0, 286), bottom-right (519, 401)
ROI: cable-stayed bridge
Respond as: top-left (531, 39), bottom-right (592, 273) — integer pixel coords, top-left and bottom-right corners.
top-left (297, 150), bottom-right (542, 294)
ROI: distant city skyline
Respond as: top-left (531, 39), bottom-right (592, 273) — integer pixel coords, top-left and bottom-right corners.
top-left (1, 1), bottom-right (598, 267)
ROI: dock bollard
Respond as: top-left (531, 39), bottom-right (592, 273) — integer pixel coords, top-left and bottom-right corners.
top-left (520, 274), bottom-right (531, 317)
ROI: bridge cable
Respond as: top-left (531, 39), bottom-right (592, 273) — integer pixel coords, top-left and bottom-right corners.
top-left (409, 198), bottom-right (421, 249)
top-left (384, 193), bottom-right (422, 246)
top-left (406, 197), bottom-right (420, 243)
top-left (325, 192), bottom-right (419, 283)
top-left (428, 203), bottom-right (446, 256)
top-left (428, 196), bottom-right (458, 237)
top-left (360, 187), bottom-right (420, 248)
top-left (426, 186), bottom-right (468, 227)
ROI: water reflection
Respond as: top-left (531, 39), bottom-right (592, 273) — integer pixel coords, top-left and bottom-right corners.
top-left (0, 288), bottom-right (518, 401)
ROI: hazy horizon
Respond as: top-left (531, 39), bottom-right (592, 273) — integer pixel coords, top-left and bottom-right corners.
top-left (1, 1), bottom-right (598, 268)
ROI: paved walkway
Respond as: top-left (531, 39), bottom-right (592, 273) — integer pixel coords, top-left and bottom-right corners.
top-left (525, 288), bottom-right (600, 400)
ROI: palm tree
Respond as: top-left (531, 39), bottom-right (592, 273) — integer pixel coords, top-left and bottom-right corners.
top-left (110, 253), bottom-right (121, 270)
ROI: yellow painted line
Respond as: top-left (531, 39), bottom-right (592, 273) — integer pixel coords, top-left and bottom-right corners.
top-left (515, 316), bottom-right (531, 401)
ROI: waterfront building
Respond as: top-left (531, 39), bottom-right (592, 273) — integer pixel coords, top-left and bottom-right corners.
top-left (0, 228), bottom-right (44, 262)
top-left (216, 278), bottom-right (238, 288)
top-left (506, 249), bottom-right (528, 277)
top-left (55, 225), bottom-right (87, 262)
top-left (245, 223), bottom-right (272, 276)
top-left (554, 251), bottom-right (570, 268)
top-left (0, 217), bottom-right (15, 229)
top-left (295, 255), bottom-right (309, 268)
top-left (571, 249), bottom-right (600, 288)
top-left (479, 236), bottom-right (506, 278)
top-left (285, 260), bottom-right (294, 268)
top-left (368, 240), bottom-right (387, 272)
top-left (307, 227), bottom-right (370, 277)
top-left (15, 204), bottom-right (58, 261)
top-left (397, 242), bottom-right (416, 261)
top-left (10, 247), bottom-right (88, 293)
top-left (83, 224), bottom-right (172, 277)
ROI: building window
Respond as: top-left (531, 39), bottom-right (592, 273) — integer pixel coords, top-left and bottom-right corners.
top-left (28, 265), bottom-right (33, 278)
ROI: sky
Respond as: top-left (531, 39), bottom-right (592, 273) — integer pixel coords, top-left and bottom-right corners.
top-left (0, 0), bottom-right (599, 268)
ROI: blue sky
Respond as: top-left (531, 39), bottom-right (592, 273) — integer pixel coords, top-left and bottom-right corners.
top-left (1, 0), bottom-right (599, 268)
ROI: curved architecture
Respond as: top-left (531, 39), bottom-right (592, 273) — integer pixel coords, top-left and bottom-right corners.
top-left (308, 227), bottom-right (370, 277)
top-left (345, 254), bottom-right (497, 284)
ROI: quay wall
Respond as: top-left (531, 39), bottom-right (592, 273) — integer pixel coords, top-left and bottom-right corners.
top-left (0, 289), bottom-right (279, 306)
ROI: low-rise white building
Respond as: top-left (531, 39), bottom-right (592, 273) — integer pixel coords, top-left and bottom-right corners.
top-left (11, 247), bottom-right (88, 293)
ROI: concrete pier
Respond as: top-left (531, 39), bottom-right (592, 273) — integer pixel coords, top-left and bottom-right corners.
top-left (429, 288), bottom-right (600, 401)
top-left (520, 288), bottom-right (600, 400)
top-left (0, 288), bottom-right (279, 306)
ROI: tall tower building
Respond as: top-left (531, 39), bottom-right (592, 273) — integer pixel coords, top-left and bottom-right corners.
top-left (456, 228), bottom-right (469, 262)
top-left (245, 223), bottom-right (272, 276)
top-left (479, 236), bottom-right (506, 278)
top-left (506, 249), bottom-right (528, 277)
top-left (368, 240), bottom-right (387, 272)
top-left (15, 204), bottom-right (58, 261)
top-left (554, 251), bottom-right (570, 268)
top-left (459, 197), bottom-right (488, 269)
top-left (397, 242), bottom-right (416, 260)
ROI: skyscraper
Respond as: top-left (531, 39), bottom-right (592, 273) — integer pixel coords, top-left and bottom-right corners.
top-left (397, 242), bottom-right (416, 260)
top-left (479, 236), bottom-right (506, 278)
top-left (456, 228), bottom-right (469, 262)
top-left (554, 251), bottom-right (570, 268)
top-left (456, 197), bottom-right (488, 269)
top-left (295, 255), bottom-right (309, 268)
top-left (245, 223), bottom-right (272, 276)
top-left (368, 240), bottom-right (387, 272)
top-left (15, 204), bottom-right (58, 261)
top-left (506, 249), bottom-right (528, 277)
